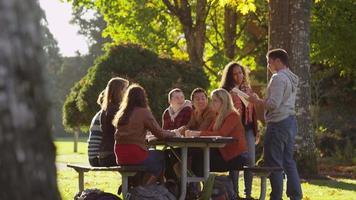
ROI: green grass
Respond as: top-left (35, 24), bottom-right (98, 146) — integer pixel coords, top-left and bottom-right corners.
top-left (55, 139), bottom-right (356, 200)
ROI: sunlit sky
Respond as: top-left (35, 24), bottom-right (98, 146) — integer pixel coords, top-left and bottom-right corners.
top-left (39, 0), bottom-right (88, 56)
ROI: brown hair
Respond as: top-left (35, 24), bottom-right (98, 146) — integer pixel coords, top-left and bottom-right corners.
top-left (101, 77), bottom-right (129, 112)
top-left (220, 62), bottom-right (250, 92)
top-left (266, 48), bottom-right (289, 66)
top-left (190, 88), bottom-right (208, 101)
top-left (113, 84), bottom-right (148, 126)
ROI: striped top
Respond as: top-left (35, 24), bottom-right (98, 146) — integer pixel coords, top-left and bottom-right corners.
top-left (88, 111), bottom-right (103, 159)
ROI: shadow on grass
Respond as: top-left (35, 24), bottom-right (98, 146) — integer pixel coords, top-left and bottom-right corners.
top-left (308, 178), bottom-right (356, 192)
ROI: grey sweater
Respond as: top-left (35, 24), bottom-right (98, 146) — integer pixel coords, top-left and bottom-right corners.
top-left (265, 68), bottom-right (299, 123)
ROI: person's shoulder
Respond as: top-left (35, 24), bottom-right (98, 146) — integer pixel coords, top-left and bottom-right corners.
top-left (271, 72), bottom-right (288, 83)
top-left (162, 107), bottom-right (170, 116)
top-left (135, 107), bottom-right (151, 114)
top-left (226, 111), bottom-right (240, 120)
top-left (204, 106), bottom-right (217, 117)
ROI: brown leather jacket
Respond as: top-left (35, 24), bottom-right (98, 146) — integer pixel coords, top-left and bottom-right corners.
top-left (115, 107), bottom-right (174, 150)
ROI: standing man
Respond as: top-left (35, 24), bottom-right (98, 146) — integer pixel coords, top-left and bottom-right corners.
top-left (249, 49), bottom-right (303, 200)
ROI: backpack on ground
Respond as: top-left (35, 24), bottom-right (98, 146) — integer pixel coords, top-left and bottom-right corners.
top-left (211, 175), bottom-right (235, 200)
top-left (74, 188), bottom-right (122, 200)
top-left (127, 184), bottom-right (176, 200)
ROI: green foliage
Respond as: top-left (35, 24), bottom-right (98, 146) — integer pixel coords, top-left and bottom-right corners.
top-left (66, 0), bottom-right (268, 88)
top-left (63, 44), bottom-right (209, 132)
top-left (311, 0), bottom-right (356, 79)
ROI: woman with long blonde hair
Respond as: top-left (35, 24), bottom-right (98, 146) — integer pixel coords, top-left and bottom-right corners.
top-left (186, 89), bottom-right (248, 178)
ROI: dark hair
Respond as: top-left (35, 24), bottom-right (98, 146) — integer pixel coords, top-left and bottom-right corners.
top-left (266, 48), bottom-right (289, 66)
top-left (190, 88), bottom-right (207, 101)
top-left (220, 62), bottom-right (250, 92)
top-left (113, 84), bottom-right (148, 126)
top-left (102, 77), bottom-right (129, 111)
top-left (168, 88), bottom-right (183, 102)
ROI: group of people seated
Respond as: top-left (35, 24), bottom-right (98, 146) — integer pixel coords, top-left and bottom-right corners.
top-left (87, 61), bottom-right (261, 199)
top-left (87, 49), bottom-right (304, 200)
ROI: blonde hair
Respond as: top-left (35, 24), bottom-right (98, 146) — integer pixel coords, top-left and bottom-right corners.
top-left (211, 88), bottom-right (238, 130)
top-left (101, 77), bottom-right (129, 111)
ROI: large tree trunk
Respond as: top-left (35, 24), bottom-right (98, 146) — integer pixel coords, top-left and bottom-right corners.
top-left (268, 0), bottom-right (318, 176)
top-left (0, 0), bottom-right (61, 199)
top-left (224, 6), bottom-right (238, 60)
top-left (268, 0), bottom-right (291, 52)
top-left (289, 0), bottom-right (318, 176)
top-left (163, 0), bottom-right (208, 67)
top-left (268, 0), bottom-right (291, 80)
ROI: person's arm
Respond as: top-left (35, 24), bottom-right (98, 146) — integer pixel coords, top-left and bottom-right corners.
top-left (198, 109), bottom-right (216, 131)
top-left (180, 106), bottom-right (192, 126)
top-left (265, 75), bottom-right (285, 110)
top-left (145, 109), bottom-right (175, 138)
top-left (248, 75), bottom-right (286, 110)
top-left (201, 114), bottom-right (243, 137)
top-left (230, 92), bottom-right (243, 112)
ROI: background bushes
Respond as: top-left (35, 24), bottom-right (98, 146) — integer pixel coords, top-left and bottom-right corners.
top-left (63, 44), bottom-right (209, 132)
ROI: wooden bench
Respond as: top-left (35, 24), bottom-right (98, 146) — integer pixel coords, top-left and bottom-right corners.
top-left (243, 166), bottom-right (283, 200)
top-left (67, 164), bottom-right (146, 199)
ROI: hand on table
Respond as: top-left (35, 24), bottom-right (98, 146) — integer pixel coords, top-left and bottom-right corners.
top-left (184, 130), bottom-right (201, 137)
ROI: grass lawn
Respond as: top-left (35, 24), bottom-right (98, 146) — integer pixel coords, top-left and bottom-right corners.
top-left (55, 139), bottom-right (356, 200)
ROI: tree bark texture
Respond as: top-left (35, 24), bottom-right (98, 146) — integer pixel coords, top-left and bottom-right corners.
top-left (268, 0), bottom-right (291, 52)
top-left (268, 0), bottom-right (318, 176)
top-left (289, 0), bottom-right (317, 175)
top-left (0, 0), bottom-right (61, 199)
top-left (163, 0), bottom-right (208, 67)
top-left (224, 6), bottom-right (238, 59)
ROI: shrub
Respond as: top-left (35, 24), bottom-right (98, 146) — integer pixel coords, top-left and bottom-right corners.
top-left (63, 44), bottom-right (209, 132)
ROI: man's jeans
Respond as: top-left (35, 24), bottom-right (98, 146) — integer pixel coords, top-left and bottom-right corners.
top-left (264, 115), bottom-right (303, 200)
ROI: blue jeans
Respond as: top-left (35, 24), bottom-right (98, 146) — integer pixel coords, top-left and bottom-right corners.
top-left (264, 115), bottom-right (303, 200)
top-left (229, 128), bottom-right (255, 198)
top-left (141, 150), bottom-right (165, 177)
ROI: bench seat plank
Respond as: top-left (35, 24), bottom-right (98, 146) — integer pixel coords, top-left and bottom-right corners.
top-left (67, 163), bottom-right (146, 200)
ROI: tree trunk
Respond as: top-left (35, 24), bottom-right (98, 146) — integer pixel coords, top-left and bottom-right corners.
top-left (0, 0), bottom-right (60, 199)
top-left (74, 128), bottom-right (80, 153)
top-left (289, 0), bottom-right (318, 176)
top-left (163, 0), bottom-right (208, 67)
top-left (268, 0), bottom-right (291, 52)
top-left (268, 0), bottom-right (291, 80)
top-left (268, 0), bottom-right (318, 176)
top-left (224, 6), bottom-right (238, 60)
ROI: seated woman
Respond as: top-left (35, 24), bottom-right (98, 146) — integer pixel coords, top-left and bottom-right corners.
top-left (88, 90), bottom-right (105, 167)
top-left (186, 88), bottom-right (248, 177)
top-left (99, 77), bottom-right (129, 166)
top-left (177, 88), bottom-right (216, 135)
top-left (113, 84), bottom-right (175, 184)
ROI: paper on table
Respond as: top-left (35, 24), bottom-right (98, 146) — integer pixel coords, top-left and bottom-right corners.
top-left (231, 87), bottom-right (250, 107)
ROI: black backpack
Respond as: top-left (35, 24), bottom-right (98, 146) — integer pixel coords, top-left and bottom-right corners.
top-left (74, 188), bottom-right (122, 200)
top-left (127, 184), bottom-right (176, 200)
top-left (211, 176), bottom-right (235, 200)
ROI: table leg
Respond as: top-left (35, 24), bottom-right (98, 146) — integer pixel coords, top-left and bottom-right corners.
top-left (203, 147), bottom-right (210, 180)
top-left (180, 147), bottom-right (188, 200)
top-left (259, 176), bottom-right (267, 200)
top-left (78, 171), bottom-right (84, 192)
